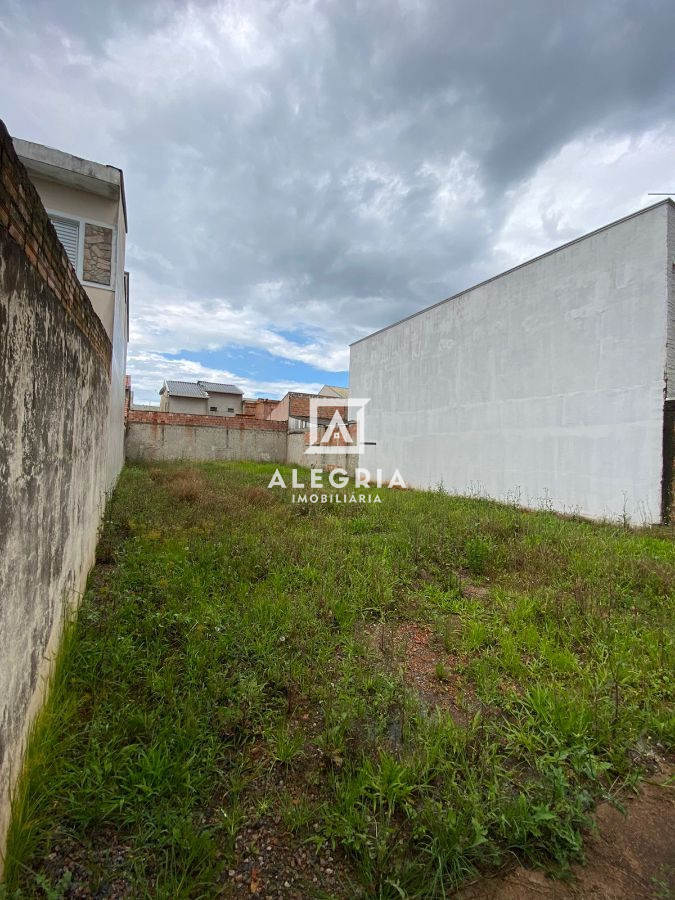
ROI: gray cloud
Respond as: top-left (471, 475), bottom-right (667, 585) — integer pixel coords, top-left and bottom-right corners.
top-left (1, 0), bottom-right (674, 400)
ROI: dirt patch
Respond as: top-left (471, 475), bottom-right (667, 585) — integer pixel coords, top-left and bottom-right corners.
top-left (28, 829), bottom-right (133, 898)
top-left (240, 486), bottom-right (277, 507)
top-left (460, 771), bottom-right (675, 899)
top-left (222, 810), bottom-right (354, 899)
top-left (462, 581), bottom-right (490, 600)
top-left (364, 621), bottom-right (476, 725)
top-left (147, 465), bottom-right (218, 506)
top-left (166, 467), bottom-right (215, 504)
top-left (216, 750), bottom-right (357, 900)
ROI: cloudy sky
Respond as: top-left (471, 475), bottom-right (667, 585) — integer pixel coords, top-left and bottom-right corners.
top-left (2, 0), bottom-right (674, 402)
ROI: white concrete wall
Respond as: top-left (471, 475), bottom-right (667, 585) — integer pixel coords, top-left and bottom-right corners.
top-left (207, 393), bottom-right (243, 416)
top-left (350, 203), bottom-right (672, 523)
top-left (165, 395), bottom-right (209, 415)
top-left (286, 431), bottom-right (358, 476)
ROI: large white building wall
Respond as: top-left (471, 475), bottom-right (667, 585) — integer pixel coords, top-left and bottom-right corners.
top-left (350, 203), bottom-right (672, 523)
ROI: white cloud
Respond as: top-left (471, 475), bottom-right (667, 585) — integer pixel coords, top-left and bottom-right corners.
top-left (127, 349), bottom-right (322, 404)
top-left (126, 270), bottom-right (348, 402)
top-left (494, 126), bottom-right (675, 268)
top-left (2, 0), bottom-right (675, 405)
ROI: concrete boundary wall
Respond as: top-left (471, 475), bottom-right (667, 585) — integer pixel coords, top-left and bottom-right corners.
top-left (0, 120), bottom-right (113, 864)
top-left (125, 411), bottom-right (288, 463)
top-left (125, 413), bottom-right (359, 473)
top-left (286, 431), bottom-right (357, 476)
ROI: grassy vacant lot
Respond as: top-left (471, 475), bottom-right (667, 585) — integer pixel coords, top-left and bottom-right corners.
top-left (4, 462), bottom-right (674, 898)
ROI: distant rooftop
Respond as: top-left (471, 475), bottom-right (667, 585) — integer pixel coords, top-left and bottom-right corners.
top-left (197, 380), bottom-right (243, 395)
top-left (160, 380), bottom-right (208, 398)
top-left (320, 385), bottom-right (349, 398)
top-left (159, 379), bottom-right (244, 398)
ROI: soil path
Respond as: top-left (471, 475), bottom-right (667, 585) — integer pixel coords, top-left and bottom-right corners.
top-left (460, 773), bottom-right (674, 899)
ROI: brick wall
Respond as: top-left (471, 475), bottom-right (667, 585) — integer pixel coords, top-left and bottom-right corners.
top-left (0, 121), bottom-right (111, 371)
top-left (268, 394), bottom-right (290, 422)
top-left (268, 392), bottom-right (347, 422)
top-left (243, 398), bottom-right (279, 419)
top-left (125, 415), bottom-right (288, 463)
top-left (256, 398), bottom-right (279, 419)
top-left (289, 393), bottom-right (347, 421)
top-left (127, 409), bottom-right (288, 432)
top-left (125, 406), bottom-right (361, 469)
top-left (0, 119), bottom-right (113, 864)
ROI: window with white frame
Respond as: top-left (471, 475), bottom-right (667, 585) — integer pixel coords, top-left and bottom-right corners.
top-left (48, 211), bottom-right (115, 288)
top-left (49, 215), bottom-right (79, 269)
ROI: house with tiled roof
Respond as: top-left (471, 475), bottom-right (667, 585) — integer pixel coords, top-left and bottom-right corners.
top-left (159, 379), bottom-right (243, 416)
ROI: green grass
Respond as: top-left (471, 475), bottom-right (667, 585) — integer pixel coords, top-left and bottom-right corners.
top-left (3, 461), bottom-right (674, 897)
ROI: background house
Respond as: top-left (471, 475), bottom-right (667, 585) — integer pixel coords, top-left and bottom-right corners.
top-left (13, 137), bottom-right (129, 488)
top-left (269, 391), bottom-right (348, 430)
top-left (159, 380), bottom-right (243, 416)
top-left (159, 381), bottom-right (208, 414)
top-left (198, 381), bottom-right (243, 416)
top-left (319, 385), bottom-right (349, 398)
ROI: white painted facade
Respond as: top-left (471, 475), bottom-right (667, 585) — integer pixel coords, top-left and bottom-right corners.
top-left (13, 138), bottom-right (129, 491)
top-left (350, 201), bottom-right (675, 523)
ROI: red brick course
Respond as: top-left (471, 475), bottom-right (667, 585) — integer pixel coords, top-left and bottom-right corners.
top-left (127, 409), bottom-right (288, 432)
top-left (269, 392), bottom-right (348, 422)
top-left (290, 394), bottom-right (347, 420)
top-left (256, 398), bottom-right (280, 419)
top-left (0, 120), bottom-right (112, 372)
top-left (243, 398), bottom-right (280, 419)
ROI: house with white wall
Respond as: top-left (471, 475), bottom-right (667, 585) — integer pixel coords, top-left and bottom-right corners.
top-left (350, 200), bottom-right (675, 524)
top-left (159, 380), bottom-right (243, 416)
top-left (13, 138), bottom-right (129, 487)
top-left (199, 381), bottom-right (244, 416)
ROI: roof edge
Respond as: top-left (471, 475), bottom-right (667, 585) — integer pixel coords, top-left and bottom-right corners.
top-left (13, 137), bottom-right (127, 232)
